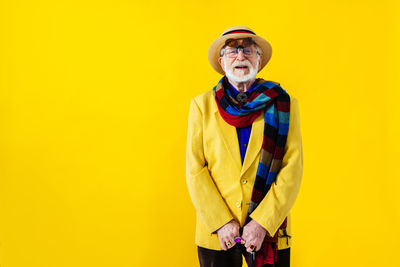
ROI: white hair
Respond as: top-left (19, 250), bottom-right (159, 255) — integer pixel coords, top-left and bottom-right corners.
top-left (222, 55), bottom-right (260, 83)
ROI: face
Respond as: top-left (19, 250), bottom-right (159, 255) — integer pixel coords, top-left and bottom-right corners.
top-left (218, 39), bottom-right (262, 83)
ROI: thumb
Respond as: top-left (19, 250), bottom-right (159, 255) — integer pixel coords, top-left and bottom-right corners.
top-left (233, 226), bottom-right (239, 235)
top-left (234, 224), bottom-right (240, 236)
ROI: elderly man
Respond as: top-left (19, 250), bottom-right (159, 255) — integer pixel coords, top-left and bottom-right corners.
top-left (186, 26), bottom-right (303, 267)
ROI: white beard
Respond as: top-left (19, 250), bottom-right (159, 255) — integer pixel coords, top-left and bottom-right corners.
top-left (223, 57), bottom-right (259, 83)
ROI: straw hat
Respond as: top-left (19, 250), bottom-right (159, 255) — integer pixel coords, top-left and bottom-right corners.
top-left (208, 26), bottom-right (272, 75)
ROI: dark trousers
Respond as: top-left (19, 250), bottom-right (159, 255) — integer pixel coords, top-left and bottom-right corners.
top-left (198, 244), bottom-right (290, 267)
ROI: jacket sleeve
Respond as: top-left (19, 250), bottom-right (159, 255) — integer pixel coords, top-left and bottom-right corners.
top-left (186, 98), bottom-right (234, 234)
top-left (250, 97), bottom-right (303, 237)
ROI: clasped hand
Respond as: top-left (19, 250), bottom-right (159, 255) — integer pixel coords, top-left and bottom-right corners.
top-left (216, 219), bottom-right (267, 252)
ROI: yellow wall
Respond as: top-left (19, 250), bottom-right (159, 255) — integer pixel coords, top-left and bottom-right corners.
top-left (1, 0), bottom-right (399, 266)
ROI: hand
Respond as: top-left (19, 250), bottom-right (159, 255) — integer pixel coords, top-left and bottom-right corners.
top-left (241, 219), bottom-right (267, 252)
top-left (216, 220), bottom-right (240, 251)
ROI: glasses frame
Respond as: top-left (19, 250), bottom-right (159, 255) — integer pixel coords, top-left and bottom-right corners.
top-left (221, 45), bottom-right (261, 58)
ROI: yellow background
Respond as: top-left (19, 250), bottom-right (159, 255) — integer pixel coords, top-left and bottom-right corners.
top-left (1, 0), bottom-right (399, 266)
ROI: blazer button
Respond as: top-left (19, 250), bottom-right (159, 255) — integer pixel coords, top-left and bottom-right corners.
top-left (241, 179), bottom-right (247, 184)
top-left (236, 202), bottom-right (241, 208)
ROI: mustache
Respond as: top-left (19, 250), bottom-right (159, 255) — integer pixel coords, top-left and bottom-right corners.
top-left (232, 60), bottom-right (252, 68)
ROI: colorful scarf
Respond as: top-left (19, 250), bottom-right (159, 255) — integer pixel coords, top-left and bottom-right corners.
top-left (213, 76), bottom-right (291, 267)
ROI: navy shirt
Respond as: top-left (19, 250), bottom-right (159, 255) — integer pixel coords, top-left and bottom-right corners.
top-left (227, 81), bottom-right (258, 164)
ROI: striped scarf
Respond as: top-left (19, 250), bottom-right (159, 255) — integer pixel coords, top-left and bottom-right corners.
top-left (213, 76), bottom-right (290, 267)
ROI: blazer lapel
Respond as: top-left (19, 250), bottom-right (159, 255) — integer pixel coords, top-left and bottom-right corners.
top-left (214, 110), bottom-right (242, 172)
top-left (214, 108), bottom-right (265, 176)
top-left (240, 109), bottom-right (264, 177)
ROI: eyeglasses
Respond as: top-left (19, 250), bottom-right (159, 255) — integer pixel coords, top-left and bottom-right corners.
top-left (222, 46), bottom-right (260, 58)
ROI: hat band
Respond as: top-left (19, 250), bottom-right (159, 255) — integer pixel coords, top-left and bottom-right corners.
top-left (222, 29), bottom-right (255, 36)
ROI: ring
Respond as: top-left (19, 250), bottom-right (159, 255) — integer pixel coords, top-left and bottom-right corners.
top-left (226, 241), bottom-right (232, 247)
top-left (249, 245), bottom-right (255, 250)
top-left (234, 237), bottom-right (241, 243)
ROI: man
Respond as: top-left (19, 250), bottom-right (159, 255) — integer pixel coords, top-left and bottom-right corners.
top-left (186, 26), bottom-right (303, 267)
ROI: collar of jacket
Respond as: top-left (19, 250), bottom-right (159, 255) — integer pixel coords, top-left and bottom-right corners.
top-left (213, 104), bottom-right (264, 177)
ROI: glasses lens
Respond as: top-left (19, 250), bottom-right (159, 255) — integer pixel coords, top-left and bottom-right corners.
top-left (224, 47), bottom-right (256, 58)
top-left (225, 48), bottom-right (238, 58)
top-left (243, 48), bottom-right (254, 55)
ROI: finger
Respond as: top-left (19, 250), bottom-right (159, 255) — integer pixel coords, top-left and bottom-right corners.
top-left (219, 238), bottom-right (227, 251)
top-left (233, 226), bottom-right (240, 237)
top-left (227, 234), bottom-right (236, 247)
top-left (225, 235), bottom-right (234, 248)
top-left (244, 241), bottom-right (255, 252)
top-left (234, 237), bottom-right (241, 244)
top-left (246, 244), bottom-right (255, 253)
top-left (241, 232), bottom-right (248, 241)
top-left (221, 243), bottom-right (227, 251)
top-left (244, 234), bottom-right (254, 246)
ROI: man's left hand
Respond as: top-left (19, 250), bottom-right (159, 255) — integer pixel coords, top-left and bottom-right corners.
top-left (241, 219), bottom-right (268, 253)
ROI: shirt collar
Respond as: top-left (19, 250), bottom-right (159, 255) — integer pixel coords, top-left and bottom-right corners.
top-left (228, 80), bottom-right (258, 96)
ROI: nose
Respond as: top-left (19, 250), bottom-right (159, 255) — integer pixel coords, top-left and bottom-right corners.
top-left (236, 49), bottom-right (246, 60)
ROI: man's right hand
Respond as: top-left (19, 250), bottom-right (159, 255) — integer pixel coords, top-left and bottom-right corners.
top-left (216, 220), bottom-right (240, 250)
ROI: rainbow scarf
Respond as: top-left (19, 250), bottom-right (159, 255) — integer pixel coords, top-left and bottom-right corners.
top-left (213, 76), bottom-right (290, 266)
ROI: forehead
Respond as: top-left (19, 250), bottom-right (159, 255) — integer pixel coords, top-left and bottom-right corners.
top-left (224, 37), bottom-right (256, 47)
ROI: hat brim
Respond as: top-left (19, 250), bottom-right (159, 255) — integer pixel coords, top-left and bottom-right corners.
top-left (208, 33), bottom-right (272, 75)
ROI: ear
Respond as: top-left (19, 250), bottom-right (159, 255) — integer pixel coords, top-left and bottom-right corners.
top-left (218, 57), bottom-right (225, 72)
top-left (258, 54), bottom-right (263, 71)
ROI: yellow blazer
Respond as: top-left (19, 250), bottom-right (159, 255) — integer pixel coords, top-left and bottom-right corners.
top-left (186, 88), bottom-right (303, 250)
